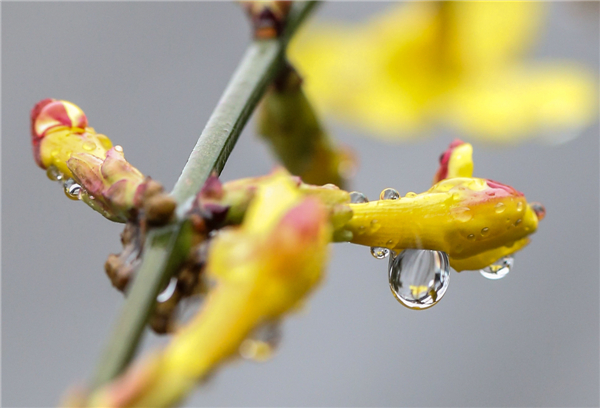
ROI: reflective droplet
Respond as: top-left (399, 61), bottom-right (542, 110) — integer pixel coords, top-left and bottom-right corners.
top-left (481, 227), bottom-right (489, 236)
top-left (516, 202), bottom-right (523, 212)
top-left (114, 145), bottom-right (124, 152)
top-left (495, 202), bottom-right (506, 213)
top-left (480, 256), bottom-right (513, 280)
top-left (514, 219), bottom-right (522, 226)
top-left (386, 239), bottom-right (394, 246)
top-left (46, 165), bottom-right (63, 182)
top-left (380, 188), bottom-right (400, 200)
top-left (405, 192), bottom-right (417, 198)
top-left (350, 191), bottom-right (369, 204)
top-left (239, 321), bottom-right (281, 362)
top-left (531, 202), bottom-right (546, 221)
top-left (388, 249), bottom-right (450, 310)
top-left (453, 207), bottom-right (472, 222)
top-left (370, 247), bottom-right (390, 259)
top-left (467, 234), bottom-right (475, 240)
top-left (157, 277), bottom-right (178, 302)
top-left (63, 179), bottom-right (82, 200)
top-left (369, 219), bottom-right (381, 233)
top-left (82, 141), bottom-right (96, 151)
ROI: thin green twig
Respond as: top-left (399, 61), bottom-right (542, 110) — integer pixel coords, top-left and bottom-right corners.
top-left (90, 1), bottom-right (319, 390)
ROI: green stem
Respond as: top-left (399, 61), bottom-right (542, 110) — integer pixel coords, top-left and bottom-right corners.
top-left (171, 0), bottom-right (319, 205)
top-left (90, 1), bottom-right (319, 390)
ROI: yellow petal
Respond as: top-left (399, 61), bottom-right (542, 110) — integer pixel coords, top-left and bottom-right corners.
top-left (443, 64), bottom-right (597, 142)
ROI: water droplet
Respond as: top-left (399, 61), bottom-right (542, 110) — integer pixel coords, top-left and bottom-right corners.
top-left (350, 191), bottom-right (368, 204)
top-left (480, 256), bottom-right (513, 280)
top-left (239, 321), bottom-right (281, 362)
top-left (514, 219), bottom-right (522, 226)
top-left (369, 219), bottom-right (381, 233)
top-left (157, 277), bottom-right (178, 302)
top-left (530, 202), bottom-right (545, 221)
top-left (370, 247), bottom-right (390, 259)
top-left (495, 202), bottom-right (506, 213)
top-left (453, 207), bottom-right (472, 222)
top-left (380, 188), bottom-right (400, 200)
top-left (114, 145), bottom-right (124, 152)
top-left (481, 227), bottom-right (489, 236)
top-left (82, 141), bottom-right (96, 151)
top-left (63, 179), bottom-right (82, 200)
top-left (467, 234), bottom-right (475, 240)
top-left (386, 239), bottom-right (395, 246)
top-left (516, 202), bottom-right (523, 212)
top-left (405, 192), bottom-right (417, 198)
top-left (388, 249), bottom-right (450, 310)
top-left (46, 165), bottom-right (63, 182)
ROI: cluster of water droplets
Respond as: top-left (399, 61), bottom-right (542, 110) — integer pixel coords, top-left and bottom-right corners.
top-left (46, 165), bottom-right (84, 200)
top-left (239, 320), bottom-right (282, 362)
top-left (355, 186), bottom-right (518, 309)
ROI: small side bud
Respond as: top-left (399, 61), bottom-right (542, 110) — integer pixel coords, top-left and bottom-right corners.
top-left (242, 1), bottom-right (292, 39)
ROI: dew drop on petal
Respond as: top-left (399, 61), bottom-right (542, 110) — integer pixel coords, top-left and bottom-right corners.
top-left (380, 188), bottom-right (400, 200)
top-left (516, 202), bottom-right (523, 212)
top-left (63, 179), bottom-right (82, 200)
top-left (369, 219), bottom-right (381, 233)
top-left (46, 165), bottom-right (63, 182)
top-left (82, 141), bottom-right (96, 151)
top-left (480, 256), bottom-right (514, 280)
top-left (114, 145), bottom-right (124, 152)
top-left (495, 202), bottom-right (506, 213)
top-left (388, 249), bottom-right (450, 310)
top-left (157, 277), bottom-right (178, 303)
top-left (405, 192), bottom-right (417, 198)
top-left (481, 227), bottom-right (489, 236)
top-left (453, 207), bottom-right (472, 222)
top-left (467, 234), bottom-right (475, 240)
top-left (239, 321), bottom-right (281, 362)
top-left (350, 191), bottom-right (369, 204)
top-left (370, 246), bottom-right (390, 259)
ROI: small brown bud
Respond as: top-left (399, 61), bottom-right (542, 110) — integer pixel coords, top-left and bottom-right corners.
top-left (143, 194), bottom-right (176, 225)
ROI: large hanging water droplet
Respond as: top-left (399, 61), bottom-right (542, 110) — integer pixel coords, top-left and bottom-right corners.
top-left (388, 249), bottom-right (450, 310)
top-left (46, 165), bottom-right (63, 182)
top-left (370, 247), bottom-right (390, 259)
top-left (480, 256), bottom-right (513, 280)
top-left (157, 277), bottom-right (178, 302)
top-left (239, 321), bottom-right (281, 362)
top-left (380, 188), bottom-right (400, 200)
top-left (350, 191), bottom-right (369, 204)
top-left (63, 179), bottom-right (82, 200)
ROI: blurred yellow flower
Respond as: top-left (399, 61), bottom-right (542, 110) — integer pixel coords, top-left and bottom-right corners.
top-left (289, 2), bottom-right (596, 142)
top-left (84, 171), bottom-right (332, 408)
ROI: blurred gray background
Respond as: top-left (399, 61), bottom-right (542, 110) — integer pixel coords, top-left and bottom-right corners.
top-left (2, 2), bottom-right (598, 407)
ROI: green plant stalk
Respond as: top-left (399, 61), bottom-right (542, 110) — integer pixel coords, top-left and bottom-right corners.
top-left (90, 1), bottom-right (319, 390)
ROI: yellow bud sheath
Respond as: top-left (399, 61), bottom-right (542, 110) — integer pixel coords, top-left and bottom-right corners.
top-left (346, 177), bottom-right (539, 271)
